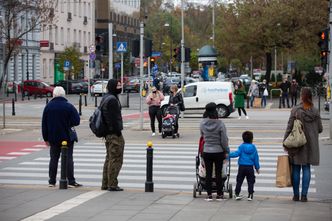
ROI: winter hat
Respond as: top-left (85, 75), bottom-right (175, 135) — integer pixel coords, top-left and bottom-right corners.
top-left (205, 102), bottom-right (217, 112)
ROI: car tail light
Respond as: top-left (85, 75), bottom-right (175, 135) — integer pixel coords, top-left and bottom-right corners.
top-left (229, 92), bottom-right (233, 104)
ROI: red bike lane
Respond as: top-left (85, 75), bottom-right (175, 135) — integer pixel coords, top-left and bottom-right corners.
top-left (0, 141), bottom-right (47, 162)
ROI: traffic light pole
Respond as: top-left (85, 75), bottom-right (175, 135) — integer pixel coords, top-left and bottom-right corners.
top-left (139, 21), bottom-right (144, 130)
top-left (109, 23), bottom-right (113, 79)
top-left (329, 1), bottom-right (332, 139)
top-left (180, 0), bottom-right (185, 94)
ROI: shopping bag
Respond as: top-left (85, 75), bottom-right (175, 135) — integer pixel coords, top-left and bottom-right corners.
top-left (283, 119), bottom-right (307, 148)
top-left (253, 97), bottom-right (262, 108)
top-left (276, 155), bottom-right (292, 187)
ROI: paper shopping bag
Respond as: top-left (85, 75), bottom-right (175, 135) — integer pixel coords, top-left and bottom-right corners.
top-left (253, 97), bottom-right (262, 108)
top-left (276, 155), bottom-right (292, 187)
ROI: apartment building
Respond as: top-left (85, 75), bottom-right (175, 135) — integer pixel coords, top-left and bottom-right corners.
top-left (40, 0), bottom-right (95, 84)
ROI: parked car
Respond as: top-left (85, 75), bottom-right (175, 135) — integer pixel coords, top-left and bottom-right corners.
top-left (22, 80), bottom-right (54, 97)
top-left (161, 81), bottom-right (235, 118)
top-left (91, 80), bottom-right (108, 96)
top-left (124, 78), bottom-right (140, 93)
top-left (54, 80), bottom-right (88, 94)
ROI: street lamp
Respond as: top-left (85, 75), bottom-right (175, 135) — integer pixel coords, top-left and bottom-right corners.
top-left (164, 22), bottom-right (172, 74)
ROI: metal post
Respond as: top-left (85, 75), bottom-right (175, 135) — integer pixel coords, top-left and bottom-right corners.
top-left (14, 84), bottom-right (17, 102)
top-left (46, 98), bottom-right (49, 104)
top-left (109, 23), bottom-right (113, 79)
top-left (79, 94), bottom-right (82, 116)
top-left (145, 141), bottom-right (154, 192)
top-left (329, 0), bottom-right (332, 139)
top-left (148, 57), bottom-right (151, 87)
top-left (95, 95), bottom-right (98, 107)
top-left (59, 141), bottom-right (68, 189)
top-left (180, 0), bottom-right (185, 94)
top-left (139, 21), bottom-right (144, 130)
top-left (121, 53), bottom-right (124, 93)
top-left (12, 98), bottom-right (15, 116)
top-left (212, 0), bottom-right (215, 47)
top-left (84, 94), bottom-right (87, 107)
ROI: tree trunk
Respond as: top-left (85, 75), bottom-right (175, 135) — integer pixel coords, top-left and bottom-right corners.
top-left (265, 52), bottom-right (272, 84)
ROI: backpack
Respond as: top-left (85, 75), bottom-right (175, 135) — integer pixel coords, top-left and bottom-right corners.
top-left (89, 95), bottom-right (113, 137)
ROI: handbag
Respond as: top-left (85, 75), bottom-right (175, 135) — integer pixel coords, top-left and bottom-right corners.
top-left (263, 88), bottom-right (268, 96)
top-left (69, 127), bottom-right (78, 142)
top-left (283, 119), bottom-right (306, 148)
top-left (276, 155), bottom-right (292, 187)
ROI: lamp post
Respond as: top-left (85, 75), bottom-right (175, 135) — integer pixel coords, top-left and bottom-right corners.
top-left (164, 19), bottom-right (172, 74)
top-left (180, 0), bottom-right (185, 92)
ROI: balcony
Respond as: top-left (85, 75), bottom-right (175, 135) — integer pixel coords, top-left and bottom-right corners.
top-left (67, 12), bottom-right (72, 22)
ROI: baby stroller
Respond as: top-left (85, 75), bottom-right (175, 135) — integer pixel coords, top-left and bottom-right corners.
top-left (193, 137), bottom-right (233, 198)
top-left (161, 105), bottom-right (180, 139)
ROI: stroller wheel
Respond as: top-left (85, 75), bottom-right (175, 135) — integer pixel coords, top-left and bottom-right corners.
top-left (177, 133), bottom-right (180, 138)
top-left (228, 183), bottom-right (233, 199)
top-left (162, 132), bottom-right (166, 139)
top-left (193, 183), bottom-right (197, 198)
top-left (198, 184), bottom-right (202, 195)
top-left (172, 134), bottom-right (176, 139)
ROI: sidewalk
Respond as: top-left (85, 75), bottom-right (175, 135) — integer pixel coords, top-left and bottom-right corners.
top-left (0, 185), bottom-right (331, 221)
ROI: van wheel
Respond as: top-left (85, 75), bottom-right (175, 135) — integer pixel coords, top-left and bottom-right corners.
top-left (216, 105), bottom-right (229, 118)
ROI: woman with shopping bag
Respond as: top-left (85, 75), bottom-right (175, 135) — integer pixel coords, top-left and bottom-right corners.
top-left (283, 87), bottom-right (323, 202)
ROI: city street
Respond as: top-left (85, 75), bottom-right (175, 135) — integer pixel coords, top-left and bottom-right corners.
top-left (0, 94), bottom-right (331, 220)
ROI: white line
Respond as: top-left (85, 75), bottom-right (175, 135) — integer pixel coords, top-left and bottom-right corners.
top-left (33, 144), bottom-right (47, 148)
top-left (23, 148), bottom-right (43, 151)
top-left (7, 152), bottom-right (31, 156)
top-left (0, 156), bottom-right (16, 160)
top-left (21, 190), bottom-right (106, 221)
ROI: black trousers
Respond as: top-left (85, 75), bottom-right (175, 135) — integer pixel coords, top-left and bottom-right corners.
top-left (235, 165), bottom-right (255, 195)
top-left (148, 106), bottom-right (162, 133)
top-left (237, 107), bottom-right (247, 116)
top-left (203, 152), bottom-right (225, 196)
top-left (49, 141), bottom-right (76, 185)
top-left (281, 92), bottom-right (290, 108)
top-left (291, 93), bottom-right (297, 107)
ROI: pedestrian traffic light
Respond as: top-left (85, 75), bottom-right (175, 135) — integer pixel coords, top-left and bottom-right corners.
top-left (185, 47), bottom-right (191, 62)
top-left (173, 47), bottom-right (181, 62)
top-left (318, 29), bottom-right (329, 53)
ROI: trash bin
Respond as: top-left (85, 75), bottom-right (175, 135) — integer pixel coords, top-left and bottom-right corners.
top-left (118, 93), bottom-right (129, 108)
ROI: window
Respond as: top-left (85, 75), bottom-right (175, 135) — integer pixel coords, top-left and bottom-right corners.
top-left (83, 31), bottom-right (86, 47)
top-left (43, 59), bottom-right (47, 78)
top-left (184, 85), bottom-right (197, 97)
top-left (74, 29), bottom-right (77, 42)
top-left (60, 0), bottom-right (64, 12)
top-left (84, 2), bottom-right (86, 16)
top-left (88, 32), bottom-right (91, 45)
top-left (55, 26), bottom-right (58, 45)
top-left (88, 3), bottom-right (91, 19)
top-left (78, 1), bottom-right (82, 17)
top-left (49, 25), bottom-right (53, 42)
top-left (73, 0), bottom-right (77, 16)
top-left (67, 28), bottom-right (71, 44)
top-left (61, 27), bottom-right (64, 45)
top-left (78, 30), bottom-right (81, 44)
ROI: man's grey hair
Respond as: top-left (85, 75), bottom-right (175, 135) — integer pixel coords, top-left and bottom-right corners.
top-left (53, 86), bottom-right (66, 98)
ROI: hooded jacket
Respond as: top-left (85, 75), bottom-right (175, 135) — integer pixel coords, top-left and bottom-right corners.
top-left (284, 104), bottom-right (323, 165)
top-left (229, 143), bottom-right (260, 170)
top-left (102, 79), bottom-right (123, 136)
top-left (200, 118), bottom-right (229, 153)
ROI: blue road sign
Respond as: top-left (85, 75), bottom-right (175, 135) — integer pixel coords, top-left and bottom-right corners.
top-left (64, 60), bottom-right (71, 71)
top-left (152, 51), bottom-right (161, 57)
top-left (116, 42), bottom-right (127, 53)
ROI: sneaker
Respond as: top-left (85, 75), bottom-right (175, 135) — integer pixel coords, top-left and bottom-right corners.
top-left (235, 194), bottom-right (243, 200)
top-left (246, 116), bottom-right (249, 119)
top-left (68, 182), bottom-right (83, 188)
top-left (216, 195), bottom-right (225, 201)
top-left (152, 132), bottom-right (156, 136)
top-left (108, 186), bottom-right (124, 191)
top-left (205, 195), bottom-right (213, 202)
top-left (300, 195), bottom-right (307, 202)
top-left (238, 116), bottom-right (242, 120)
top-left (247, 193), bottom-right (253, 201)
top-left (292, 195), bottom-right (299, 201)
top-left (48, 184), bottom-right (56, 187)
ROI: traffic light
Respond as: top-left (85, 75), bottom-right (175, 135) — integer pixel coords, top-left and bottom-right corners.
top-left (150, 57), bottom-right (155, 65)
top-left (144, 39), bottom-right (153, 57)
top-left (132, 39), bottom-right (139, 57)
top-left (173, 47), bottom-right (181, 62)
top-left (95, 35), bottom-right (104, 53)
top-left (318, 29), bottom-right (329, 52)
top-left (185, 47), bottom-right (191, 62)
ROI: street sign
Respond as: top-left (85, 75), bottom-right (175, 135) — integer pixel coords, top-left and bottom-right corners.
top-left (64, 60), bottom-right (71, 71)
top-left (89, 44), bottom-right (95, 53)
top-left (116, 42), bottom-right (127, 53)
top-left (89, 52), bottom-right (96, 61)
top-left (152, 51), bottom-right (161, 57)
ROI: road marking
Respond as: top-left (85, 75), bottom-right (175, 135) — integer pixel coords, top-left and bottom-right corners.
top-left (21, 190), bottom-right (106, 221)
top-left (23, 148), bottom-right (44, 151)
top-left (0, 156), bottom-right (16, 160)
top-left (7, 152), bottom-right (31, 155)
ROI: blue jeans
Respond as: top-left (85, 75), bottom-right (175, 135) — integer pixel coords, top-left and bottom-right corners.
top-left (261, 96), bottom-right (267, 108)
top-left (292, 164), bottom-right (311, 197)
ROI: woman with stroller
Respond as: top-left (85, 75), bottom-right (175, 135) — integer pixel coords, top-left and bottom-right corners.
top-left (146, 86), bottom-right (164, 136)
top-left (168, 85), bottom-right (184, 136)
top-left (200, 102), bottom-right (229, 201)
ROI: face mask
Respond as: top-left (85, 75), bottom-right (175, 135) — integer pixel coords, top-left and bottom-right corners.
top-left (115, 88), bottom-right (122, 94)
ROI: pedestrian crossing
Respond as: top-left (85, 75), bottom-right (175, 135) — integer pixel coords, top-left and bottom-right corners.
top-left (0, 142), bottom-right (316, 195)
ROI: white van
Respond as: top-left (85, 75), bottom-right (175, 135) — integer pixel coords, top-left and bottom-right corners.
top-left (161, 81), bottom-right (235, 118)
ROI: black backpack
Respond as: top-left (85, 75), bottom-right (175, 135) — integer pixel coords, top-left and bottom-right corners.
top-left (89, 95), bottom-right (113, 137)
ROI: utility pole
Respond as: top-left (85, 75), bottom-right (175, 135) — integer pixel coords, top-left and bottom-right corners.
top-left (329, 1), bottom-right (332, 139)
top-left (108, 23), bottom-right (113, 79)
top-left (212, 0), bottom-right (215, 47)
top-left (139, 21), bottom-right (144, 130)
top-left (180, 0), bottom-right (185, 93)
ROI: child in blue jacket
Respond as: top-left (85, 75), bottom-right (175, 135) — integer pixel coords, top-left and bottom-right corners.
top-left (229, 131), bottom-right (260, 201)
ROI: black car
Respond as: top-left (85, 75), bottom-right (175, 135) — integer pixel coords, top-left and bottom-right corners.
top-left (54, 80), bottom-right (88, 94)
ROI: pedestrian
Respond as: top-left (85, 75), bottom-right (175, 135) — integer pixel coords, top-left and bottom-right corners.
top-left (42, 86), bottom-right (82, 188)
top-left (290, 79), bottom-right (299, 107)
top-left (146, 86), bottom-right (164, 136)
top-left (229, 131), bottom-right (260, 201)
top-left (234, 80), bottom-right (249, 119)
top-left (260, 79), bottom-right (269, 108)
top-left (101, 79), bottom-right (125, 191)
top-left (283, 87), bottom-right (323, 202)
top-left (200, 102), bottom-right (229, 201)
top-left (279, 78), bottom-right (291, 108)
top-left (248, 80), bottom-right (259, 107)
top-left (168, 84), bottom-right (184, 136)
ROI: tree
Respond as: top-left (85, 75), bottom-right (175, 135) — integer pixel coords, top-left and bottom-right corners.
top-left (58, 47), bottom-right (83, 80)
top-left (0, 0), bottom-right (57, 89)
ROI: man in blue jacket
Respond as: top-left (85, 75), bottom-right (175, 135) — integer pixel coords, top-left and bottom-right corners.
top-left (229, 131), bottom-right (260, 201)
top-left (42, 86), bottom-right (81, 188)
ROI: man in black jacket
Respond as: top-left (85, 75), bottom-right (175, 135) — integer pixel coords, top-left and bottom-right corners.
top-left (101, 79), bottom-right (125, 191)
top-left (279, 78), bottom-right (291, 108)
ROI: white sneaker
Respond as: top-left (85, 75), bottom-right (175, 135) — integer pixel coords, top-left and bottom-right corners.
top-left (235, 194), bottom-right (243, 200)
top-left (238, 116), bottom-right (242, 120)
top-left (246, 116), bottom-right (249, 119)
top-left (152, 133), bottom-right (155, 136)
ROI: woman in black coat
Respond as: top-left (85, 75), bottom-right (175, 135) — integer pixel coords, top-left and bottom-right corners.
top-left (168, 84), bottom-right (184, 135)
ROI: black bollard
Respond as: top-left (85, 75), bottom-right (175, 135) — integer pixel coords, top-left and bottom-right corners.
top-left (84, 94), bottom-right (87, 107)
top-left (12, 98), bottom-right (15, 116)
top-left (79, 96), bottom-right (82, 116)
top-left (22, 92), bottom-right (24, 101)
top-left (6, 88), bottom-right (9, 97)
top-left (145, 141), bottom-right (154, 192)
top-left (279, 95), bottom-right (282, 108)
top-left (59, 141), bottom-right (68, 189)
top-left (246, 96), bottom-right (250, 109)
top-left (94, 95), bottom-right (98, 107)
top-left (14, 90), bottom-right (17, 102)
top-left (46, 98), bottom-right (49, 104)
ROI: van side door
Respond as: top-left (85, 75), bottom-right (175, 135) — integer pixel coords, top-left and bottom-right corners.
top-left (183, 85), bottom-right (197, 109)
